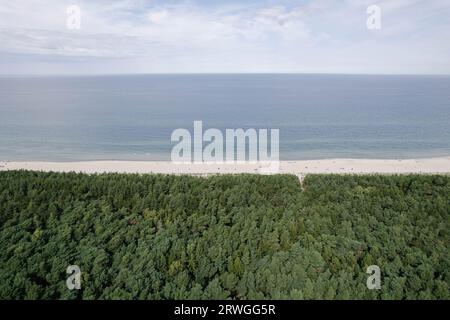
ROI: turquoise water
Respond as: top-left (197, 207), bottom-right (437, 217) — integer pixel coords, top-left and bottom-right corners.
top-left (0, 74), bottom-right (449, 161)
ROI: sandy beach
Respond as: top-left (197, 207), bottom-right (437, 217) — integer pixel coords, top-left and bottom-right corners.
top-left (1, 158), bottom-right (450, 176)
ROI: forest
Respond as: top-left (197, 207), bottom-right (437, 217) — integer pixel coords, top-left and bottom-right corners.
top-left (0, 171), bottom-right (448, 299)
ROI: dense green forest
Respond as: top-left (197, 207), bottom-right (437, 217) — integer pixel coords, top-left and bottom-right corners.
top-left (0, 171), bottom-right (448, 299)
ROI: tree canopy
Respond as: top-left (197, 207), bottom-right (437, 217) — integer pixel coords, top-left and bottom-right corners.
top-left (0, 171), bottom-right (448, 299)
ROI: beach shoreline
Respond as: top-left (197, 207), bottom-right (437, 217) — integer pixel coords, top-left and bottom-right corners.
top-left (1, 157), bottom-right (450, 175)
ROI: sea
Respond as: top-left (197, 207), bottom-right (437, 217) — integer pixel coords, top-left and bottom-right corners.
top-left (0, 74), bottom-right (449, 161)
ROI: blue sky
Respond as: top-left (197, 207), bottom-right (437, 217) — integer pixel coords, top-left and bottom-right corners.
top-left (0, 0), bottom-right (449, 75)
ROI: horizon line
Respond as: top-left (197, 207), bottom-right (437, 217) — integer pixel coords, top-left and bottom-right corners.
top-left (1, 72), bottom-right (450, 78)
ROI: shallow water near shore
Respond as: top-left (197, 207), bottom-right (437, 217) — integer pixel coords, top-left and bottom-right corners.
top-left (0, 74), bottom-right (450, 161)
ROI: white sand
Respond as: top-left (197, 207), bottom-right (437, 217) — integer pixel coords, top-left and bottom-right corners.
top-left (1, 158), bottom-right (449, 176)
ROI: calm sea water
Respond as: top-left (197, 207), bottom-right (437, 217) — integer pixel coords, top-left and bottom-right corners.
top-left (0, 74), bottom-right (449, 161)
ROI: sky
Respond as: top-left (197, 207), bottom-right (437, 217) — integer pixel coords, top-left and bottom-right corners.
top-left (0, 0), bottom-right (449, 75)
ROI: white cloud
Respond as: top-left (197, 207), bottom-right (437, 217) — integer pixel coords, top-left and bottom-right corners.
top-left (0, 0), bottom-right (449, 74)
top-left (148, 10), bottom-right (168, 24)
